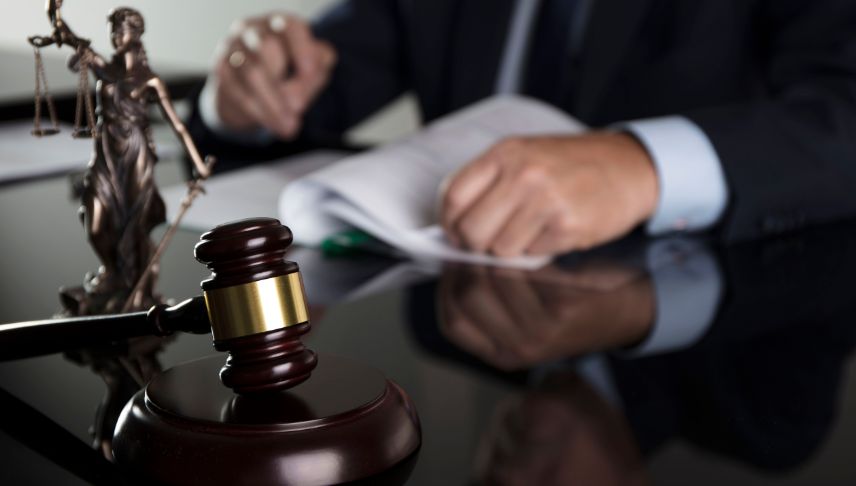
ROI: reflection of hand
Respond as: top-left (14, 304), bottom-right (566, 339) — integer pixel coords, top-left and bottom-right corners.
top-left (212, 13), bottom-right (337, 139)
top-left (475, 371), bottom-right (648, 486)
top-left (439, 264), bottom-right (654, 370)
top-left (441, 133), bottom-right (657, 256)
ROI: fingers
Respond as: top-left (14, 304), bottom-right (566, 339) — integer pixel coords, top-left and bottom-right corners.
top-left (441, 140), bottom-right (509, 252)
top-left (279, 38), bottom-right (336, 113)
top-left (257, 22), bottom-right (292, 85)
top-left (268, 15), bottom-right (325, 113)
top-left (268, 15), bottom-right (336, 115)
top-left (489, 192), bottom-right (556, 257)
top-left (216, 58), bottom-right (296, 138)
top-left (453, 170), bottom-right (529, 253)
top-left (441, 149), bottom-right (503, 248)
top-left (236, 24), bottom-right (301, 136)
top-left (443, 138), bottom-right (567, 257)
top-left (527, 216), bottom-right (580, 255)
top-left (281, 19), bottom-right (326, 79)
top-left (213, 13), bottom-right (336, 139)
top-left (215, 30), bottom-right (297, 138)
top-left (215, 65), bottom-right (266, 130)
top-left (235, 54), bottom-right (300, 137)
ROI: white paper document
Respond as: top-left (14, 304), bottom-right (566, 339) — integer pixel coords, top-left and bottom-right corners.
top-left (279, 95), bottom-right (587, 268)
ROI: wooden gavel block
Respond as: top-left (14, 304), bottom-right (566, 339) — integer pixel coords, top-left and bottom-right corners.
top-left (111, 218), bottom-right (421, 485)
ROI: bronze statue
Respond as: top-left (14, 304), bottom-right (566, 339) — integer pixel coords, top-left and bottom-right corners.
top-left (29, 1), bottom-right (212, 315)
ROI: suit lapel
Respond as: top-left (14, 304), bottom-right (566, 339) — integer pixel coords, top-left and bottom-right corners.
top-left (573, 0), bottom-right (652, 121)
top-left (448, 0), bottom-right (516, 111)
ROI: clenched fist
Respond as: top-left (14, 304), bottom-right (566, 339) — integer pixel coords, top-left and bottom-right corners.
top-left (211, 13), bottom-right (336, 139)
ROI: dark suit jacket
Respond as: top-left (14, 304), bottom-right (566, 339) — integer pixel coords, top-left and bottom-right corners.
top-left (190, 0), bottom-right (856, 244)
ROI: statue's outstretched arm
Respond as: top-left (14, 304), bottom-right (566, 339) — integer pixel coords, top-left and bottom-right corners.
top-left (29, 0), bottom-right (108, 74)
top-left (149, 76), bottom-right (212, 179)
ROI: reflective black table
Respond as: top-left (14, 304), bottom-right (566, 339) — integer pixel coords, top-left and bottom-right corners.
top-left (1, 163), bottom-right (855, 485)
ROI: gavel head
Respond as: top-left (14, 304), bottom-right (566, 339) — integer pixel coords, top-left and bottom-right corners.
top-left (194, 218), bottom-right (317, 395)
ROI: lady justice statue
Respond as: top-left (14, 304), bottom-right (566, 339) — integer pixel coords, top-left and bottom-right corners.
top-left (29, 1), bottom-right (213, 316)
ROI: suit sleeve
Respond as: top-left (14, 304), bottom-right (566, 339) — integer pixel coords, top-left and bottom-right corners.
top-left (303, 0), bottom-right (410, 138)
top-left (684, 0), bottom-right (856, 242)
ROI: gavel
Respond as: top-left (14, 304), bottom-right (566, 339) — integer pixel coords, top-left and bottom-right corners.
top-left (0, 218), bottom-right (421, 485)
top-left (0, 217), bottom-right (316, 394)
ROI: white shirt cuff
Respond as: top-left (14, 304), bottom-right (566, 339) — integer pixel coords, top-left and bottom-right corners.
top-left (199, 76), bottom-right (274, 145)
top-left (621, 116), bottom-right (728, 234)
top-left (621, 238), bottom-right (722, 358)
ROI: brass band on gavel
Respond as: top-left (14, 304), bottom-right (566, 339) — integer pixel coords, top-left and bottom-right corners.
top-left (203, 272), bottom-right (309, 341)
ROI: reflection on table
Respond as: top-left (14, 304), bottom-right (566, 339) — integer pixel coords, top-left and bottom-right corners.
top-left (406, 224), bottom-right (856, 484)
top-left (2, 167), bottom-right (856, 484)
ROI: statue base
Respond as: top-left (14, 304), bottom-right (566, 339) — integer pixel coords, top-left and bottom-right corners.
top-left (59, 277), bottom-right (159, 317)
top-left (112, 354), bottom-right (421, 485)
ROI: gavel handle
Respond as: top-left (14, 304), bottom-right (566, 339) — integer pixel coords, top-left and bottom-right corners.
top-left (0, 296), bottom-right (210, 362)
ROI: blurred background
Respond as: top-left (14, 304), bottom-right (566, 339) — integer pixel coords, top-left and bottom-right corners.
top-left (0, 0), bottom-right (418, 144)
top-left (0, 1), bottom-right (336, 70)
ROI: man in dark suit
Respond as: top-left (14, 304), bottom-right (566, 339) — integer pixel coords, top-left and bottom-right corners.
top-left (195, 0), bottom-right (856, 257)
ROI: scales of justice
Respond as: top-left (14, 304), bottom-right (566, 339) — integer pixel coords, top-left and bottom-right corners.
top-left (4, 2), bottom-right (422, 484)
top-left (28, 0), bottom-right (213, 316)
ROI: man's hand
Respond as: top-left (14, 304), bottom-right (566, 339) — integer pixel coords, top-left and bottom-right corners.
top-left (441, 133), bottom-right (659, 256)
top-left (212, 14), bottom-right (337, 139)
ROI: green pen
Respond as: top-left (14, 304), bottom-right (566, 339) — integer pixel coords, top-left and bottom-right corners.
top-left (320, 229), bottom-right (377, 256)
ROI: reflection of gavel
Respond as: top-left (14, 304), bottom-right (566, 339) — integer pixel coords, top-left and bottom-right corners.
top-left (1, 218), bottom-right (421, 484)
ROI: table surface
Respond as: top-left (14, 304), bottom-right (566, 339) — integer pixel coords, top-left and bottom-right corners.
top-left (0, 142), bottom-right (855, 485)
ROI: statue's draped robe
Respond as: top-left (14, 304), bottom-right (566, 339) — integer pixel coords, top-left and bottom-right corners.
top-left (83, 63), bottom-right (164, 295)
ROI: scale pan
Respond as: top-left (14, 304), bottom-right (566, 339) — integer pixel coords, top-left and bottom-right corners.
top-left (71, 128), bottom-right (93, 139)
top-left (31, 128), bottom-right (60, 137)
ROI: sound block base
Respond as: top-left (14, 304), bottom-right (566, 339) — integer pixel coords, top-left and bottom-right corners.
top-left (113, 354), bottom-right (421, 485)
